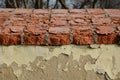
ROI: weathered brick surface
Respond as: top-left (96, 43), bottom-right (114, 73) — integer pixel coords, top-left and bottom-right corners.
top-left (68, 9), bottom-right (91, 26)
top-left (0, 8), bottom-right (119, 45)
top-left (95, 26), bottom-right (118, 44)
top-left (48, 27), bottom-right (70, 45)
top-left (69, 9), bottom-right (87, 14)
top-left (50, 9), bottom-right (69, 27)
top-left (24, 24), bottom-right (47, 45)
top-left (72, 26), bottom-right (94, 44)
top-left (105, 9), bottom-right (120, 25)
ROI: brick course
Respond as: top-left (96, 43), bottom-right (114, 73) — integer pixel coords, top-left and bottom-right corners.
top-left (0, 8), bottom-right (120, 45)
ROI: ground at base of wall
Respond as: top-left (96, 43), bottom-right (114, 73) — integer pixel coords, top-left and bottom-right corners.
top-left (0, 44), bottom-right (120, 80)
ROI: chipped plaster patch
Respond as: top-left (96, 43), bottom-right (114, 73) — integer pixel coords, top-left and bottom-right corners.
top-left (0, 45), bottom-right (120, 79)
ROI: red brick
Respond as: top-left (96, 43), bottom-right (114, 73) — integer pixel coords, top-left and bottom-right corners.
top-left (34, 9), bottom-right (50, 14)
top-left (1, 24), bottom-right (11, 34)
top-left (0, 13), bottom-right (10, 17)
top-left (31, 10), bottom-right (50, 26)
top-left (27, 18), bottom-right (39, 24)
top-left (36, 22), bottom-right (49, 29)
top-left (9, 17), bottom-right (27, 26)
top-left (69, 9), bottom-right (87, 14)
top-left (13, 9), bottom-right (32, 19)
top-left (0, 17), bottom-right (8, 26)
top-left (72, 26), bottom-right (94, 45)
top-left (31, 13), bottom-right (49, 19)
top-left (0, 8), bottom-right (14, 13)
top-left (14, 9), bottom-right (32, 14)
top-left (10, 26), bottom-right (25, 33)
top-left (24, 34), bottom-right (37, 45)
top-left (0, 9), bottom-right (119, 45)
top-left (95, 26), bottom-right (118, 44)
top-left (87, 9), bottom-right (106, 19)
top-left (24, 25), bottom-right (46, 45)
top-left (92, 18), bottom-right (112, 26)
top-left (51, 13), bottom-right (68, 20)
top-left (104, 9), bottom-right (120, 16)
top-left (50, 13), bottom-right (69, 27)
top-left (69, 18), bottom-right (91, 26)
top-left (69, 14), bottom-right (91, 26)
top-left (52, 9), bottom-right (68, 14)
top-left (89, 14), bottom-right (106, 19)
top-left (69, 14), bottom-right (90, 19)
top-left (87, 9), bottom-right (105, 15)
top-left (97, 34), bottom-right (118, 44)
top-left (0, 33), bottom-right (21, 45)
top-left (9, 17), bottom-right (25, 21)
top-left (32, 10), bottom-right (50, 20)
top-left (0, 23), bottom-right (23, 45)
top-left (105, 9), bottom-right (120, 25)
top-left (50, 20), bottom-right (68, 27)
top-left (13, 21), bottom-right (27, 26)
top-left (24, 33), bottom-right (46, 45)
top-left (48, 27), bottom-right (70, 45)
top-left (25, 25), bottom-right (46, 35)
top-left (0, 11), bottom-right (11, 26)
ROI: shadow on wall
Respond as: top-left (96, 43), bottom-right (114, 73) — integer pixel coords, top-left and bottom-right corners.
top-left (0, 0), bottom-right (120, 9)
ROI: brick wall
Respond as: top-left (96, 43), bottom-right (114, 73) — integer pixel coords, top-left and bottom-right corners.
top-left (0, 8), bottom-right (120, 45)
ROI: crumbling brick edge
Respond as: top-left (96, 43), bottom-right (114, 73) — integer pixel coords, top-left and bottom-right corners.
top-left (0, 8), bottom-right (120, 45)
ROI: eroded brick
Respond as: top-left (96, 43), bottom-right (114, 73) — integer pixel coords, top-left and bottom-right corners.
top-left (87, 9), bottom-right (105, 15)
top-left (95, 26), bottom-right (118, 44)
top-left (105, 9), bottom-right (120, 25)
top-left (92, 18), bottom-right (112, 26)
top-left (72, 26), bottom-right (94, 45)
top-left (52, 9), bottom-right (68, 14)
top-left (24, 25), bottom-right (46, 45)
top-left (69, 14), bottom-right (91, 26)
top-left (69, 9), bottom-right (87, 14)
top-left (48, 27), bottom-right (70, 45)
top-left (0, 33), bottom-right (21, 45)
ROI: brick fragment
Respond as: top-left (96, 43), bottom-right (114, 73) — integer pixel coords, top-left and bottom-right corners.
top-left (0, 17), bottom-right (8, 26)
top-left (34, 9), bottom-right (50, 14)
top-left (52, 9), bottom-right (68, 14)
top-left (69, 14), bottom-right (91, 26)
top-left (87, 9), bottom-right (107, 19)
top-left (69, 9), bottom-right (87, 14)
top-left (50, 20), bottom-right (68, 27)
top-left (0, 34), bottom-right (21, 45)
top-left (50, 13), bottom-right (69, 27)
top-left (32, 9), bottom-right (50, 19)
top-left (0, 9), bottom-right (11, 26)
top-left (14, 9), bottom-right (32, 14)
top-left (51, 14), bottom-right (68, 20)
top-left (95, 26), bottom-right (118, 44)
top-left (10, 26), bottom-right (25, 33)
top-left (105, 9), bottom-right (120, 25)
top-left (72, 26), bottom-right (94, 45)
top-left (92, 17), bottom-right (112, 26)
top-left (48, 27), bottom-right (70, 45)
top-left (24, 25), bottom-right (46, 45)
top-left (87, 9), bottom-right (105, 15)
top-left (13, 9), bottom-right (32, 19)
top-left (0, 8), bottom-right (14, 13)
top-left (0, 22), bottom-right (22, 45)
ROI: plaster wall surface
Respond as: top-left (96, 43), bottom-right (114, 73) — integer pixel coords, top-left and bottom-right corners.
top-left (0, 45), bottom-right (120, 80)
